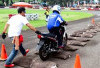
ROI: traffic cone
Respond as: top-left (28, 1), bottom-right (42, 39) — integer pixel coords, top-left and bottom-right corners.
top-left (74, 54), bottom-right (81, 68)
top-left (92, 18), bottom-right (95, 24)
top-left (0, 44), bottom-right (8, 60)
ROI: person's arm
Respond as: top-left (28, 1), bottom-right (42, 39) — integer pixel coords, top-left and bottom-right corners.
top-left (26, 23), bottom-right (41, 34)
top-left (26, 23), bottom-right (37, 32)
top-left (2, 23), bottom-right (9, 39)
top-left (57, 15), bottom-right (68, 25)
top-left (3, 23), bottom-right (9, 33)
top-left (23, 17), bottom-right (41, 34)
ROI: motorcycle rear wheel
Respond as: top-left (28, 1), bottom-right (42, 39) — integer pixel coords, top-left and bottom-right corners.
top-left (39, 43), bottom-right (49, 61)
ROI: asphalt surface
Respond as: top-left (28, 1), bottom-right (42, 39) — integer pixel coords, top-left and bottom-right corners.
top-left (55, 10), bottom-right (100, 68)
top-left (0, 10), bottom-right (100, 68)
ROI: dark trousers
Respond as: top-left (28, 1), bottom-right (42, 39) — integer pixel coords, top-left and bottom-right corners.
top-left (49, 27), bottom-right (63, 47)
top-left (46, 15), bottom-right (49, 19)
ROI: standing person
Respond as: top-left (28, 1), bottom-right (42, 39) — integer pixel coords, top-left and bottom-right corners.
top-left (2, 7), bottom-right (41, 67)
top-left (44, 7), bottom-right (50, 22)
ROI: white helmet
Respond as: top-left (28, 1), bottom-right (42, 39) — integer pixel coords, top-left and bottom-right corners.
top-left (52, 5), bottom-right (61, 13)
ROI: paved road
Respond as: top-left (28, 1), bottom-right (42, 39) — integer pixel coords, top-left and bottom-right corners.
top-left (0, 10), bottom-right (100, 68)
top-left (54, 10), bottom-right (100, 68)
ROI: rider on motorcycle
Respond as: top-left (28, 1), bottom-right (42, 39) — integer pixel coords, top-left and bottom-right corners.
top-left (47, 5), bottom-right (67, 49)
top-left (35, 5), bottom-right (77, 54)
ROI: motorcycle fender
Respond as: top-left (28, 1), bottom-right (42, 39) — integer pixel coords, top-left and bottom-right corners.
top-left (36, 39), bottom-right (45, 51)
top-left (39, 39), bottom-right (45, 45)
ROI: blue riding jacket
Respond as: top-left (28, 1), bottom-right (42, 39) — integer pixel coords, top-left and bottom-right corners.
top-left (47, 11), bottom-right (64, 30)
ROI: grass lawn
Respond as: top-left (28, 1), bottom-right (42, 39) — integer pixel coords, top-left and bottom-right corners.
top-left (0, 8), bottom-right (93, 34)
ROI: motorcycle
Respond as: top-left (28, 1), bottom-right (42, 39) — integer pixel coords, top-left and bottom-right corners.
top-left (36, 23), bottom-right (68, 61)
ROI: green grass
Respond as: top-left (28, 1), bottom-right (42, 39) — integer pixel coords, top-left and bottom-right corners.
top-left (61, 11), bottom-right (93, 21)
top-left (0, 8), bottom-right (93, 34)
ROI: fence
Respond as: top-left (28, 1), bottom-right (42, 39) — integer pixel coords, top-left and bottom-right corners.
top-left (25, 14), bottom-right (39, 20)
top-left (8, 14), bottom-right (39, 21)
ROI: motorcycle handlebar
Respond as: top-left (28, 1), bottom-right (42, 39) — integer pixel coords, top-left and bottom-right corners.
top-left (60, 22), bottom-right (68, 26)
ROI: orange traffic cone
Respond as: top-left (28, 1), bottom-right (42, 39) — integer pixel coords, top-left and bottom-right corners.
top-left (74, 54), bottom-right (81, 68)
top-left (0, 44), bottom-right (8, 60)
top-left (92, 18), bottom-right (95, 24)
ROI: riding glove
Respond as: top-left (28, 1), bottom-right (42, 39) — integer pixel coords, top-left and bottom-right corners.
top-left (2, 32), bottom-right (7, 39)
top-left (35, 30), bottom-right (41, 34)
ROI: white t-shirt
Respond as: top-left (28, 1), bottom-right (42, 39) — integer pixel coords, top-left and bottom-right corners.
top-left (7, 14), bottom-right (29, 37)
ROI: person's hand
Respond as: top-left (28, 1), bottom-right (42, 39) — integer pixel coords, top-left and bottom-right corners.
top-left (61, 21), bottom-right (68, 25)
top-left (64, 22), bottom-right (68, 25)
top-left (2, 32), bottom-right (7, 39)
top-left (35, 30), bottom-right (41, 34)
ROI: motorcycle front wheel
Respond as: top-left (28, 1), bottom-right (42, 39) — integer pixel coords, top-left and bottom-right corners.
top-left (63, 33), bottom-right (68, 47)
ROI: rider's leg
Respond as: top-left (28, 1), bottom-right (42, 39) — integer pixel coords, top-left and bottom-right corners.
top-left (49, 27), bottom-right (63, 48)
top-left (60, 26), bottom-right (65, 35)
top-left (54, 27), bottom-right (63, 48)
top-left (56, 32), bottom-right (63, 48)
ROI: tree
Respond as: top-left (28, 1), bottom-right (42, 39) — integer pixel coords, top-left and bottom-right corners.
top-left (20, 0), bottom-right (25, 2)
top-left (41, 0), bottom-right (75, 7)
top-left (11, 0), bottom-right (13, 4)
top-left (1, 0), bottom-right (4, 3)
top-left (5, 0), bottom-right (9, 6)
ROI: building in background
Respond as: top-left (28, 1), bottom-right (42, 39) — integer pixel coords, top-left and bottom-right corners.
top-left (69, 0), bottom-right (100, 8)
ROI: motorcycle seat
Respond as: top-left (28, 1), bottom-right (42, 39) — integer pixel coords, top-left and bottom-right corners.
top-left (41, 33), bottom-right (56, 38)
